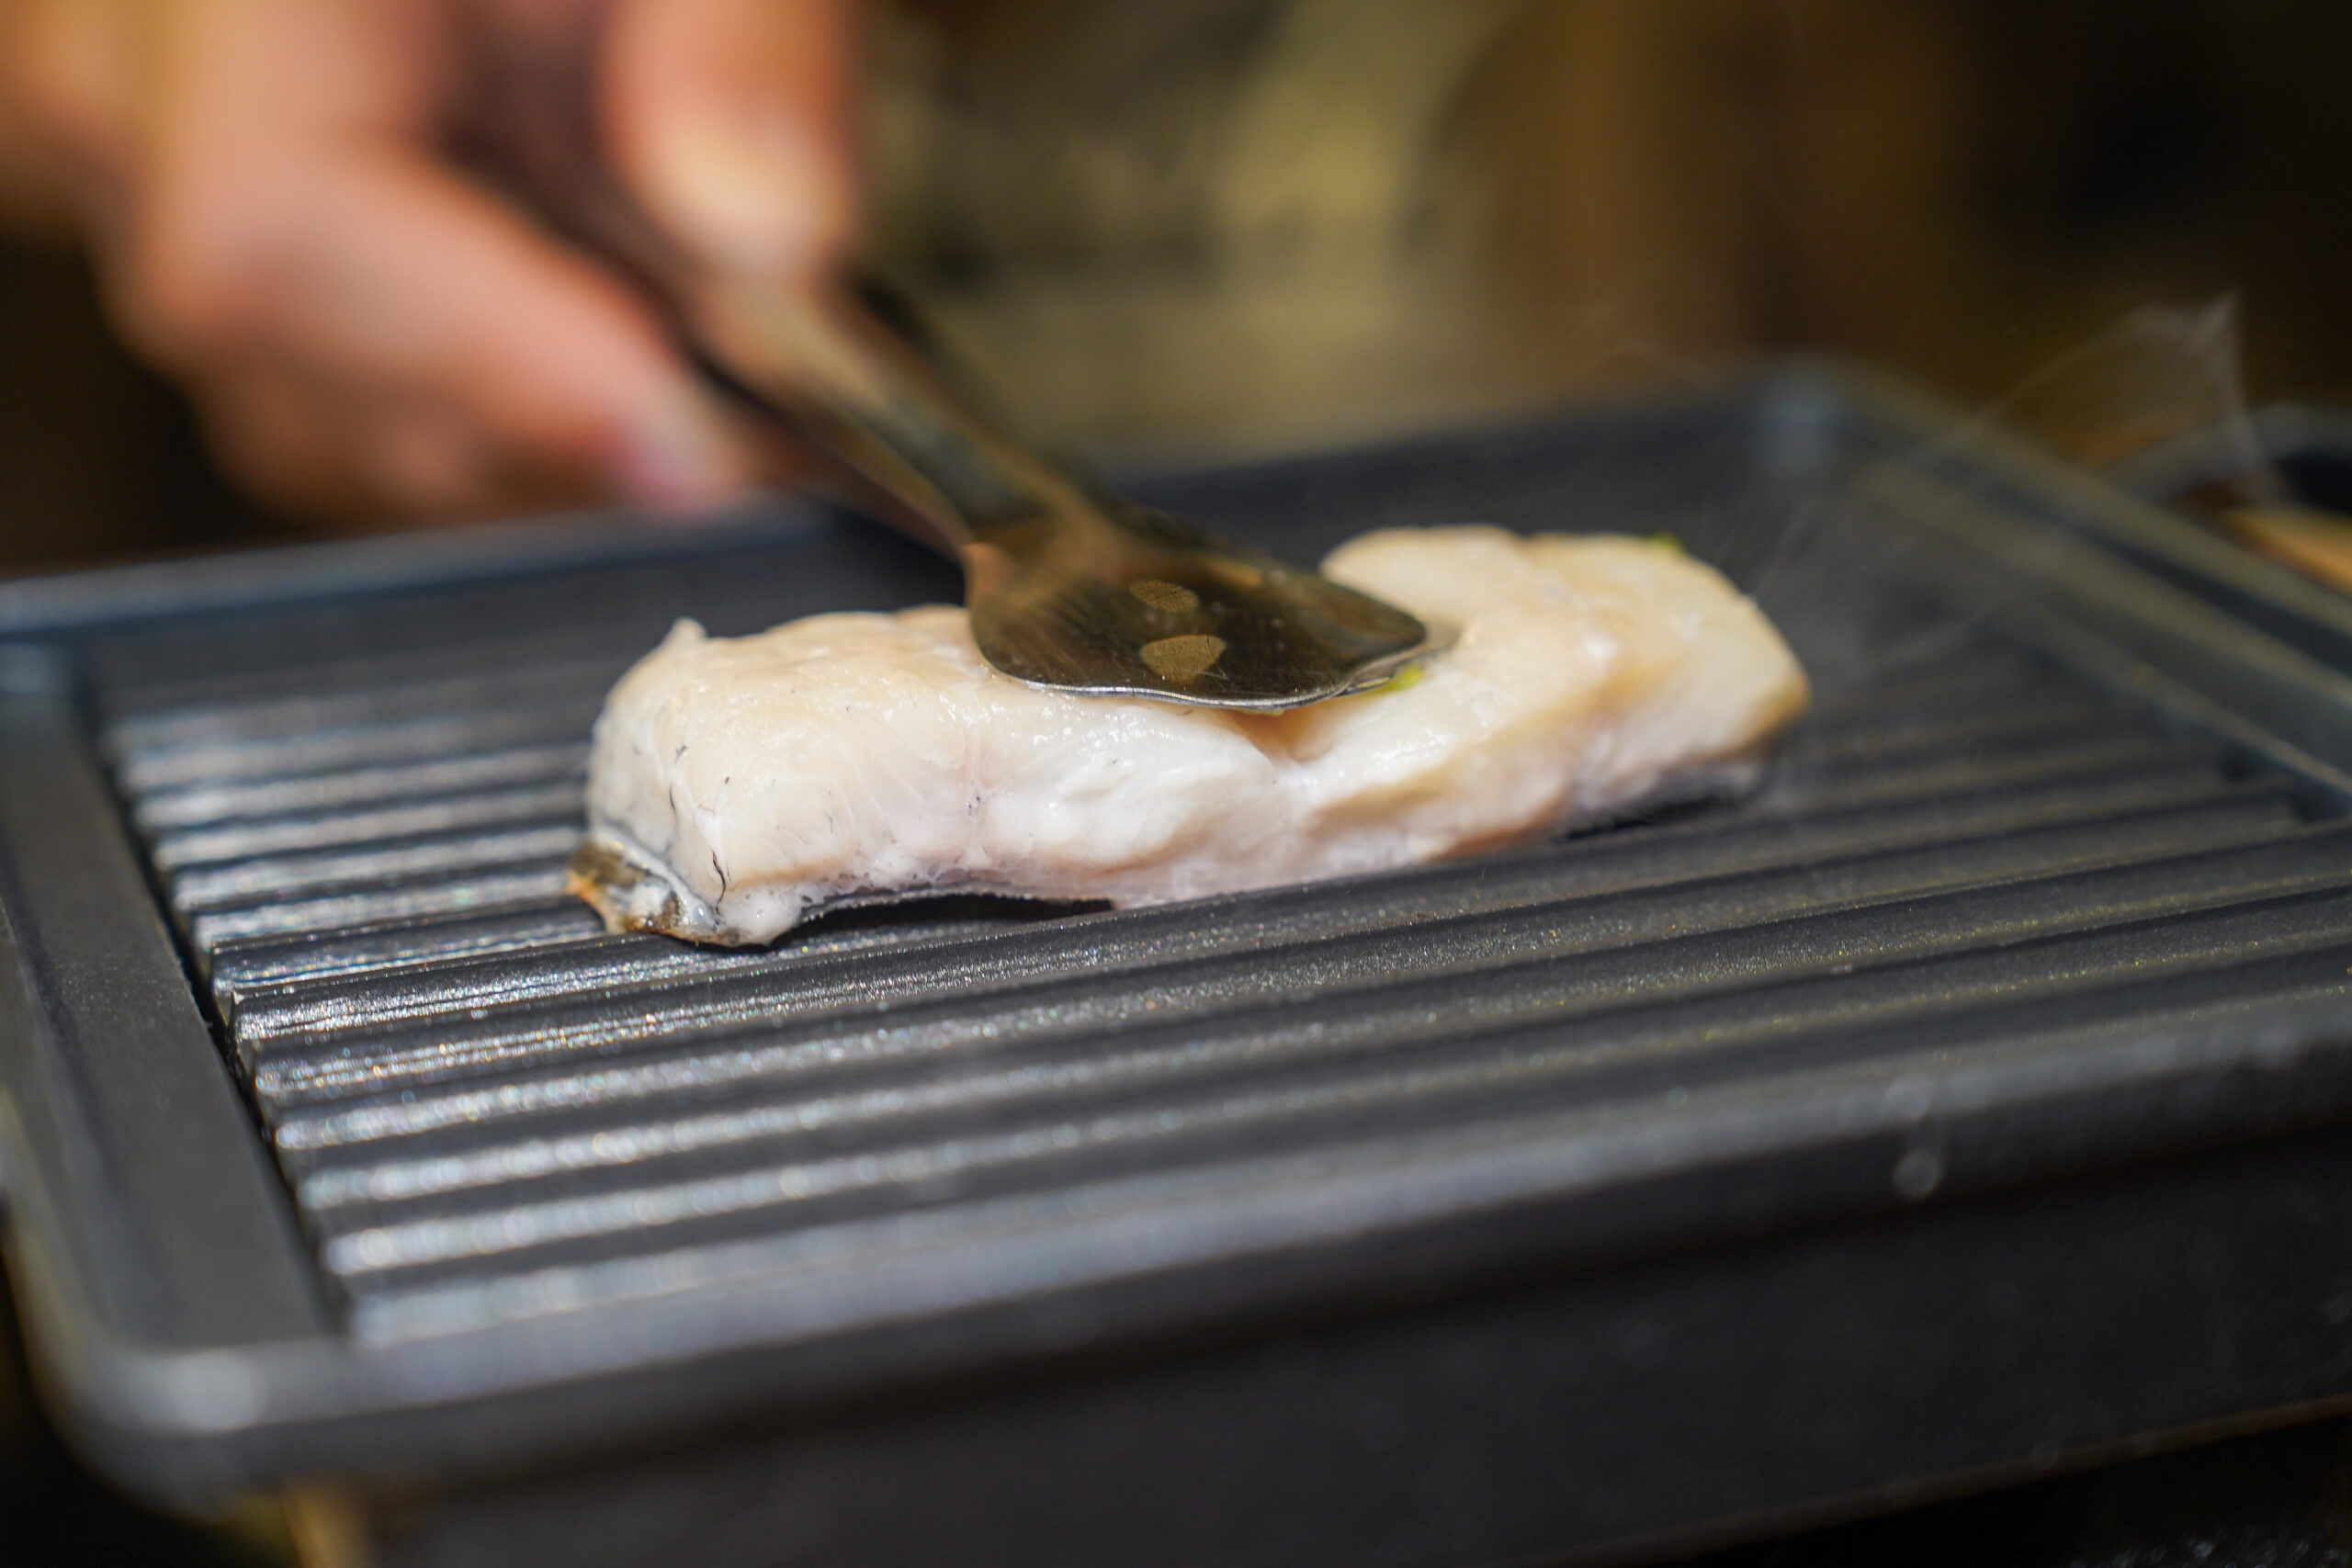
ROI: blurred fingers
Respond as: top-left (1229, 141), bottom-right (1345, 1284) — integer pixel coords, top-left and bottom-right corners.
top-left (603, 0), bottom-right (858, 281)
top-left (99, 0), bottom-right (762, 521)
top-left (203, 368), bottom-right (490, 525)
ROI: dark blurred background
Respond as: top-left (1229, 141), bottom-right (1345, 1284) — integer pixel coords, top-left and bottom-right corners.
top-left (6, 0), bottom-right (2352, 571)
top-left (6, 0), bottom-right (2352, 1562)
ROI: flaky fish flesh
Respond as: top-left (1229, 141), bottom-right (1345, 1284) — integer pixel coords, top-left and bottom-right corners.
top-left (571, 527), bottom-right (1809, 945)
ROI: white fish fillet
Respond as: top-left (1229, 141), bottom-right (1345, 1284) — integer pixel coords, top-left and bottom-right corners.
top-left (572, 527), bottom-right (1809, 944)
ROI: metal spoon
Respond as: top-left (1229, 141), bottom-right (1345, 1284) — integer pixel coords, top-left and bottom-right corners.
top-left (677, 278), bottom-right (1443, 707)
top-left (471, 56), bottom-right (1439, 710)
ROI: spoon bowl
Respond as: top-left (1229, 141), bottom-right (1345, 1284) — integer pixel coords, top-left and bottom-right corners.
top-left (481, 93), bottom-right (1442, 708)
top-left (694, 285), bottom-right (1446, 709)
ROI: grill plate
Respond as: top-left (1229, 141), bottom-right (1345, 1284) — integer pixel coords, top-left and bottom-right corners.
top-left (6, 367), bottom-right (2352, 1564)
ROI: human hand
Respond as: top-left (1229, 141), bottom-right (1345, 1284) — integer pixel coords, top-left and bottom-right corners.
top-left (0, 0), bottom-right (856, 525)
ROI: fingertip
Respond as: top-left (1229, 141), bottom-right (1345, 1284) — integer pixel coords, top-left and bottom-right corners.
top-left (609, 386), bottom-right (763, 513)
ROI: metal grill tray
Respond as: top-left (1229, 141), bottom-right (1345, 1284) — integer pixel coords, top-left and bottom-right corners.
top-left (5, 365), bottom-right (2352, 1563)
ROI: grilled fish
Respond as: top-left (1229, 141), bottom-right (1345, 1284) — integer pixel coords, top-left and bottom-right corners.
top-left (571, 527), bottom-right (1809, 944)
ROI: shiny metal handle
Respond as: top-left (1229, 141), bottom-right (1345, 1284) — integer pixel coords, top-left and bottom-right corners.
top-left (676, 280), bottom-right (1102, 559)
top-left (455, 44), bottom-right (1072, 562)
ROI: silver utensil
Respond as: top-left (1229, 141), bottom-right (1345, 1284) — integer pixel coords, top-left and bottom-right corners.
top-left (472, 63), bottom-right (1442, 710)
top-left (680, 279), bottom-right (1444, 707)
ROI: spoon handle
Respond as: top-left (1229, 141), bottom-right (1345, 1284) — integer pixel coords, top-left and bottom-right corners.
top-left (453, 40), bottom-right (1084, 562)
top-left (677, 276), bottom-right (1101, 557)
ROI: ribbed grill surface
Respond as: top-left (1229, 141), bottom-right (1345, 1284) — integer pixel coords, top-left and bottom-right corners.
top-left (83, 515), bottom-right (2351, 1346)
